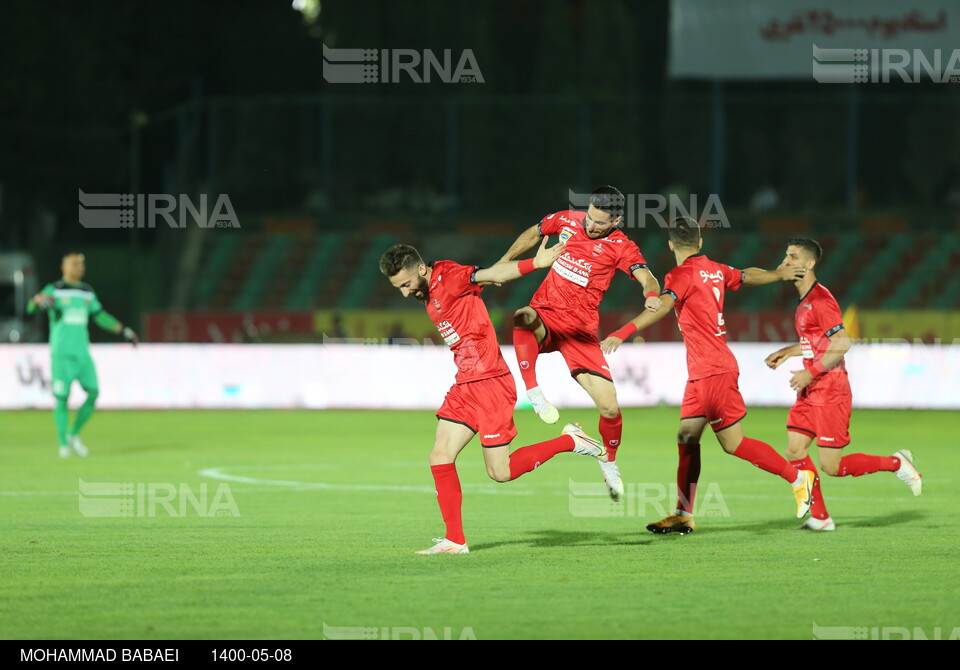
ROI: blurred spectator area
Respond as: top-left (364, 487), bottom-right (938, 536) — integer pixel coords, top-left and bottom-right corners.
top-left (188, 214), bottom-right (960, 314)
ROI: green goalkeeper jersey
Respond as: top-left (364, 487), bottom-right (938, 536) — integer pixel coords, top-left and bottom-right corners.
top-left (27, 281), bottom-right (121, 357)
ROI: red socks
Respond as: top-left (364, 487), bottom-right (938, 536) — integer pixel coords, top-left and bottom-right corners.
top-left (508, 435), bottom-right (574, 480)
top-left (513, 327), bottom-right (540, 390)
top-left (791, 456), bottom-right (829, 519)
top-left (733, 437), bottom-right (798, 483)
top-left (677, 443), bottom-right (701, 514)
top-left (598, 413), bottom-right (623, 462)
top-left (430, 463), bottom-right (465, 545)
top-left (837, 453), bottom-right (900, 477)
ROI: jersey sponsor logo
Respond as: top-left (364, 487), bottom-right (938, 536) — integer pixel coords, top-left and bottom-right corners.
top-left (62, 309), bottom-right (89, 326)
top-left (483, 433), bottom-right (501, 439)
top-left (551, 252), bottom-right (592, 287)
top-left (436, 319), bottom-right (460, 346)
top-left (800, 336), bottom-right (814, 358)
top-left (558, 215), bottom-right (577, 227)
top-left (802, 302), bottom-right (813, 310)
top-left (699, 269), bottom-right (725, 284)
top-left (819, 436), bottom-right (835, 442)
top-left (558, 226), bottom-right (576, 242)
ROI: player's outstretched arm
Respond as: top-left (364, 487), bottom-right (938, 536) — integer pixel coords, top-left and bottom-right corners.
top-left (601, 293), bottom-right (676, 354)
top-left (743, 262), bottom-right (805, 286)
top-left (788, 328), bottom-right (851, 391)
top-left (94, 311), bottom-right (139, 345)
top-left (632, 268), bottom-right (662, 312)
top-left (27, 286), bottom-right (56, 314)
top-left (498, 224), bottom-right (543, 262)
top-left (476, 237), bottom-right (564, 285)
top-left (765, 343), bottom-right (803, 369)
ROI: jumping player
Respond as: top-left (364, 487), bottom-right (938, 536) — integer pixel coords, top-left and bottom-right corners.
top-left (764, 238), bottom-right (922, 531)
top-left (379, 239), bottom-right (608, 555)
top-left (499, 186), bottom-right (661, 501)
top-left (28, 251), bottom-right (138, 457)
top-left (601, 218), bottom-right (815, 532)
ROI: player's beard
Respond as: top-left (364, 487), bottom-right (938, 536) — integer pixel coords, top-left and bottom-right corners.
top-left (411, 275), bottom-right (429, 302)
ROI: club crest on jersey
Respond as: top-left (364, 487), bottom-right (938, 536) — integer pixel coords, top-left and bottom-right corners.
top-left (433, 298), bottom-right (441, 311)
top-left (592, 242), bottom-right (604, 256)
top-left (558, 227), bottom-right (576, 242)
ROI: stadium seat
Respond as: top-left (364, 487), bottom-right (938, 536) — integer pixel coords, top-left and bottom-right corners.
top-left (336, 234), bottom-right (405, 309)
top-left (231, 235), bottom-right (295, 310)
top-left (193, 236), bottom-right (241, 308)
top-left (285, 233), bottom-right (346, 309)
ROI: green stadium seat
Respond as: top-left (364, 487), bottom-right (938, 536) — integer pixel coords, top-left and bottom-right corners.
top-left (336, 234), bottom-right (404, 309)
top-left (194, 236), bottom-right (241, 308)
top-left (232, 235), bottom-right (295, 310)
top-left (285, 233), bottom-right (346, 309)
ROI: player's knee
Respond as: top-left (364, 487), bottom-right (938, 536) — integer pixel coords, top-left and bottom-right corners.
top-left (513, 307), bottom-right (535, 329)
top-left (599, 405), bottom-right (620, 420)
top-left (84, 388), bottom-right (100, 401)
top-left (820, 460), bottom-right (840, 477)
top-left (428, 444), bottom-right (456, 466)
top-left (485, 465), bottom-right (511, 483)
top-left (784, 444), bottom-right (805, 461)
top-left (677, 430), bottom-right (699, 444)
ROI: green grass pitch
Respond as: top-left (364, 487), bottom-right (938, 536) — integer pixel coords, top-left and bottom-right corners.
top-left (2, 407), bottom-right (957, 640)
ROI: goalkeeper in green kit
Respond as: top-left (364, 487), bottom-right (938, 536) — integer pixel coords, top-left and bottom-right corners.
top-left (28, 251), bottom-right (138, 457)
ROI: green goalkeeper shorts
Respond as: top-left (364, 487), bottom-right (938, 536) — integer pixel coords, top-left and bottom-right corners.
top-left (51, 353), bottom-right (99, 398)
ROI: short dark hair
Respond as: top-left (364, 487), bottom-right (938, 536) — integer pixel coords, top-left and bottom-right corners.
top-left (788, 238), bottom-right (822, 263)
top-left (590, 185), bottom-right (625, 219)
top-left (667, 216), bottom-right (701, 249)
top-left (62, 250), bottom-right (84, 259)
top-left (379, 244), bottom-right (424, 277)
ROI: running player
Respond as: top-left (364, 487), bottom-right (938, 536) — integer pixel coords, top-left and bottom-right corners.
top-left (601, 218), bottom-right (815, 532)
top-left (765, 238), bottom-right (922, 531)
top-left (28, 251), bottom-right (138, 457)
top-left (499, 186), bottom-right (661, 501)
top-left (379, 239), bottom-right (608, 555)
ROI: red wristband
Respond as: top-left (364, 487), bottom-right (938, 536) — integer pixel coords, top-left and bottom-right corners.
top-left (811, 360), bottom-right (828, 377)
top-left (610, 323), bottom-right (638, 341)
top-left (645, 291), bottom-right (659, 299)
top-left (518, 258), bottom-right (536, 275)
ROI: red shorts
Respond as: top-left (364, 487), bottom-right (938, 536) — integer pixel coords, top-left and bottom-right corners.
top-left (680, 371), bottom-right (747, 433)
top-left (436, 373), bottom-right (518, 447)
top-left (787, 396), bottom-right (851, 448)
top-left (535, 308), bottom-right (612, 381)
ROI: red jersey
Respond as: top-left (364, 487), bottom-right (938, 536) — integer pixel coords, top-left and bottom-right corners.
top-left (795, 282), bottom-right (851, 404)
top-left (531, 210), bottom-right (648, 332)
top-left (663, 254), bottom-right (744, 381)
top-left (425, 260), bottom-right (511, 384)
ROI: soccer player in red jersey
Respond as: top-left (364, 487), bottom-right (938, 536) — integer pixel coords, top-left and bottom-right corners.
top-left (379, 240), bottom-right (609, 555)
top-left (499, 186), bottom-right (661, 501)
top-left (764, 238), bottom-right (923, 531)
top-left (601, 217), bottom-right (816, 532)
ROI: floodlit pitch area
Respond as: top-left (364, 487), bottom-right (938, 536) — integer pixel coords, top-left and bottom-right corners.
top-left (2, 408), bottom-right (955, 640)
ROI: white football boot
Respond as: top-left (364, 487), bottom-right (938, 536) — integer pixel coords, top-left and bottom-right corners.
top-left (893, 450), bottom-right (922, 496)
top-left (527, 387), bottom-right (559, 424)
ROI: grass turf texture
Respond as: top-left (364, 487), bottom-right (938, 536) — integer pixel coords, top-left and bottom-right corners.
top-left (1, 408), bottom-right (956, 640)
